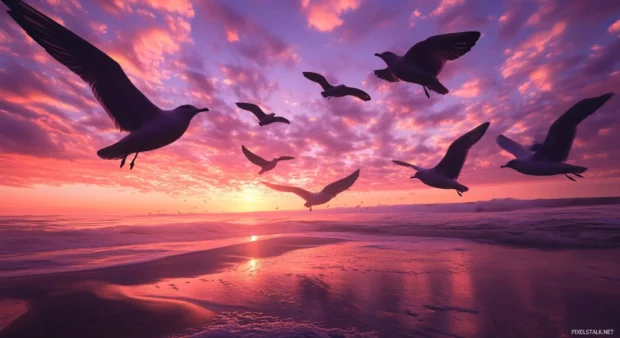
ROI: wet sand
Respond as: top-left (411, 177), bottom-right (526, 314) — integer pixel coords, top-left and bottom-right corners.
top-left (1, 236), bottom-right (620, 337)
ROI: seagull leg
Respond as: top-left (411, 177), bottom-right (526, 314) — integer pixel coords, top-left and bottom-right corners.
top-left (423, 86), bottom-right (430, 99)
top-left (564, 174), bottom-right (576, 181)
top-left (120, 155), bottom-right (127, 168)
top-left (129, 153), bottom-right (139, 170)
top-left (309, 206), bottom-right (313, 212)
top-left (457, 191), bottom-right (463, 197)
top-left (574, 173), bottom-right (584, 178)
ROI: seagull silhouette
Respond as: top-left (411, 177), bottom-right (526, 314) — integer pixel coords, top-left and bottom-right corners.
top-left (393, 122), bottom-right (490, 196)
top-left (1, 0), bottom-right (209, 170)
top-left (236, 102), bottom-right (290, 126)
top-left (261, 169), bottom-right (360, 211)
top-left (374, 31), bottom-right (481, 98)
top-left (498, 93), bottom-right (613, 181)
top-left (302, 72), bottom-right (371, 101)
top-left (241, 145), bottom-right (294, 175)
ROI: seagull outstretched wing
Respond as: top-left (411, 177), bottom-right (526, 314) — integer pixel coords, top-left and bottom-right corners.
top-left (533, 93), bottom-right (613, 162)
top-left (433, 122), bottom-right (490, 179)
top-left (496, 135), bottom-right (533, 159)
top-left (392, 160), bottom-right (423, 171)
top-left (276, 156), bottom-right (295, 161)
top-left (404, 31), bottom-right (481, 76)
top-left (261, 181), bottom-right (313, 202)
top-left (272, 116), bottom-right (291, 124)
top-left (374, 68), bottom-right (400, 82)
top-left (236, 102), bottom-right (267, 119)
top-left (320, 169), bottom-right (360, 197)
top-left (242, 145), bottom-right (269, 167)
top-left (302, 72), bottom-right (333, 90)
top-left (342, 86), bottom-right (371, 101)
top-left (2, 0), bottom-right (160, 132)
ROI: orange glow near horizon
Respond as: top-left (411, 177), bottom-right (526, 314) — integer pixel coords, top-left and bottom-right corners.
top-left (0, 176), bottom-right (619, 215)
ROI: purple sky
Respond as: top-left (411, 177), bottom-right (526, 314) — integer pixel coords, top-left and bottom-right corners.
top-left (0, 0), bottom-right (619, 214)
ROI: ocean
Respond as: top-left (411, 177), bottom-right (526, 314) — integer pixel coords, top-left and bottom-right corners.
top-left (0, 197), bottom-right (619, 337)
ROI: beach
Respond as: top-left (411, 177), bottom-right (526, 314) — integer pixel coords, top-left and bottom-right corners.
top-left (1, 201), bottom-right (620, 337)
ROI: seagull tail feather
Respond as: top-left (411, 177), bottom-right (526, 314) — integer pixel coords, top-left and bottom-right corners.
top-left (97, 143), bottom-right (128, 160)
top-left (427, 80), bottom-right (449, 95)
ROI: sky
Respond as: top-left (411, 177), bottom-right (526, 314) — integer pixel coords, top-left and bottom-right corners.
top-left (0, 0), bottom-right (619, 215)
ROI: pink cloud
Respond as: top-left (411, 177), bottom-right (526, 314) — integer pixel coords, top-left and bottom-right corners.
top-left (609, 20), bottom-right (620, 34)
top-left (430, 0), bottom-right (464, 16)
top-left (142, 0), bottom-right (194, 17)
top-left (300, 0), bottom-right (360, 32)
top-left (452, 78), bottom-right (481, 98)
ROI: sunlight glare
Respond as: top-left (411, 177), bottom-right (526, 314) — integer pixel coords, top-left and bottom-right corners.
top-left (250, 235), bottom-right (257, 241)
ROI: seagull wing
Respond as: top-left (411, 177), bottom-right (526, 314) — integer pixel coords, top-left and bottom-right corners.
top-left (320, 169), bottom-right (360, 197)
top-left (276, 156), bottom-right (295, 161)
top-left (496, 135), bottom-right (532, 159)
top-left (404, 31), bottom-right (481, 76)
top-left (236, 102), bottom-right (266, 119)
top-left (241, 145), bottom-right (269, 167)
top-left (272, 116), bottom-right (291, 124)
top-left (433, 122), bottom-right (490, 179)
top-left (374, 68), bottom-right (400, 82)
top-left (534, 92), bottom-right (613, 162)
top-left (3, 0), bottom-right (160, 132)
top-left (302, 72), bottom-right (332, 90)
top-left (392, 160), bottom-right (423, 171)
top-left (261, 181), bottom-right (313, 202)
top-left (342, 86), bottom-right (371, 101)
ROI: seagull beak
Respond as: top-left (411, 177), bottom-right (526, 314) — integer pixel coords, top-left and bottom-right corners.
top-left (197, 108), bottom-right (209, 113)
top-left (500, 165), bottom-right (507, 168)
top-left (374, 53), bottom-right (381, 57)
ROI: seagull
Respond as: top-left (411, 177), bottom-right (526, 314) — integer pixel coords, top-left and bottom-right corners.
top-left (393, 122), bottom-right (490, 196)
top-left (241, 145), bottom-right (295, 175)
top-left (236, 102), bottom-right (290, 126)
top-left (374, 31), bottom-right (481, 98)
top-left (261, 169), bottom-right (360, 211)
top-left (1, 0), bottom-right (209, 170)
top-left (302, 72), bottom-right (371, 101)
top-left (498, 93), bottom-right (613, 180)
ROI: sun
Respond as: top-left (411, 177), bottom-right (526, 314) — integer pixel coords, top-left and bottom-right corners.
top-left (245, 193), bottom-right (253, 202)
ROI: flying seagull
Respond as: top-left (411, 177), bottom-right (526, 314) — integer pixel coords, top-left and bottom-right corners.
top-left (236, 102), bottom-right (290, 126)
top-left (302, 72), bottom-right (371, 101)
top-left (393, 122), bottom-right (490, 196)
top-left (498, 93), bottom-right (613, 180)
top-left (241, 145), bottom-right (295, 175)
top-left (374, 31), bottom-right (481, 98)
top-left (1, 0), bottom-right (209, 170)
top-left (261, 169), bottom-right (360, 211)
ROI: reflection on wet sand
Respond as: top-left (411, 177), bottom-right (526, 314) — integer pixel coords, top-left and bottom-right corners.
top-left (1, 236), bottom-right (620, 337)
top-left (0, 237), bottom-right (344, 338)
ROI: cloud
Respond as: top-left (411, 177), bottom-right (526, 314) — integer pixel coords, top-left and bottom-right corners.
top-left (610, 20), bottom-right (620, 35)
top-left (430, 0), bottom-right (464, 16)
top-left (198, 1), bottom-right (300, 68)
top-left (219, 65), bottom-right (279, 102)
top-left (0, 111), bottom-right (66, 158)
top-left (332, 1), bottom-right (402, 42)
top-left (452, 78), bottom-right (481, 97)
top-left (300, 0), bottom-right (361, 32)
